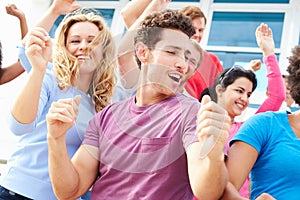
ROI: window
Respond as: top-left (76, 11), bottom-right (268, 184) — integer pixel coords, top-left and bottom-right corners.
top-left (49, 9), bottom-right (115, 38)
top-left (96, 9), bottom-right (115, 27)
top-left (211, 51), bottom-right (279, 92)
top-left (208, 12), bottom-right (284, 47)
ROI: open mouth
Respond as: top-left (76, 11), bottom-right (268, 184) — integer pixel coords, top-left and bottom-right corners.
top-left (235, 102), bottom-right (245, 110)
top-left (77, 55), bottom-right (89, 62)
top-left (168, 73), bottom-right (181, 83)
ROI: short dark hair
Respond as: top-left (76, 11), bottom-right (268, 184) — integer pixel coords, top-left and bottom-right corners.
top-left (209, 66), bottom-right (257, 102)
top-left (287, 45), bottom-right (300, 105)
top-left (134, 9), bottom-right (195, 68)
top-left (179, 5), bottom-right (207, 25)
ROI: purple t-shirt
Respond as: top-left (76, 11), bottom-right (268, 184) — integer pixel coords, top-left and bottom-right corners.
top-left (83, 93), bottom-right (200, 199)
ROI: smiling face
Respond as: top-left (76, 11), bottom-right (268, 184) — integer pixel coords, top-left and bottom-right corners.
top-left (191, 17), bottom-right (206, 43)
top-left (217, 77), bottom-right (253, 119)
top-left (139, 28), bottom-right (195, 96)
top-left (66, 21), bottom-right (101, 73)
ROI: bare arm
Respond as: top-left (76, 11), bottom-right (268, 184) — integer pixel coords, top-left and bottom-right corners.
top-left (121, 0), bottom-right (152, 29)
top-left (221, 141), bottom-right (258, 199)
top-left (0, 62), bottom-right (24, 84)
top-left (11, 27), bottom-right (51, 124)
top-left (35, 0), bottom-right (80, 32)
top-left (187, 95), bottom-right (231, 199)
top-left (6, 4), bottom-right (28, 39)
top-left (0, 4), bottom-right (28, 85)
top-left (47, 96), bottom-right (99, 200)
top-left (118, 0), bottom-right (170, 88)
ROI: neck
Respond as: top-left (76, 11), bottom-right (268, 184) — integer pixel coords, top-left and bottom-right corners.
top-left (76, 74), bottom-right (92, 93)
top-left (135, 85), bottom-right (172, 106)
top-left (288, 110), bottom-right (300, 131)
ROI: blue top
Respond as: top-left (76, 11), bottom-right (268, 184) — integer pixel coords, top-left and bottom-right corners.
top-left (231, 111), bottom-right (300, 200)
top-left (0, 46), bottom-right (95, 199)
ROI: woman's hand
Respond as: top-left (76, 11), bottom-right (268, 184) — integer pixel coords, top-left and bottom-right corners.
top-left (24, 27), bottom-right (52, 72)
top-left (46, 95), bottom-right (81, 140)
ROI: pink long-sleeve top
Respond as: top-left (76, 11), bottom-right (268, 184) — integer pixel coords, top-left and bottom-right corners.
top-left (226, 54), bottom-right (286, 198)
top-left (193, 55), bottom-right (285, 200)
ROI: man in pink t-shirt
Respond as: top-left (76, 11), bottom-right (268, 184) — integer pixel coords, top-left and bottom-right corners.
top-left (46, 10), bottom-right (231, 200)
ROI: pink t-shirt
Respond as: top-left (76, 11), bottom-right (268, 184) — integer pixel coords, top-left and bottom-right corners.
top-left (83, 93), bottom-right (200, 199)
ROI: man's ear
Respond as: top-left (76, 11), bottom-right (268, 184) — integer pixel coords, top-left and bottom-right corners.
top-left (135, 42), bottom-right (149, 64)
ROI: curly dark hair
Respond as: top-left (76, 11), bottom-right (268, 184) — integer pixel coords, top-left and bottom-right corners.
top-left (287, 45), bottom-right (300, 105)
top-left (134, 9), bottom-right (195, 68)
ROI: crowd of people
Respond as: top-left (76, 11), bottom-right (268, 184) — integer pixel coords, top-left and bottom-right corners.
top-left (0, 0), bottom-right (300, 199)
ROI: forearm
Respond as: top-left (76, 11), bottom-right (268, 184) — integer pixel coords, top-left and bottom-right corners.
top-left (188, 142), bottom-right (227, 199)
top-left (220, 182), bottom-right (248, 200)
top-left (257, 55), bottom-right (285, 113)
top-left (18, 15), bottom-right (28, 39)
top-left (48, 134), bottom-right (81, 200)
top-left (36, 6), bottom-right (61, 32)
top-left (121, 0), bottom-right (152, 29)
top-left (11, 68), bottom-right (44, 123)
top-left (0, 62), bottom-right (24, 84)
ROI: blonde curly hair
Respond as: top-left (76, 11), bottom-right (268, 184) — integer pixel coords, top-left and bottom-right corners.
top-left (53, 8), bottom-right (116, 112)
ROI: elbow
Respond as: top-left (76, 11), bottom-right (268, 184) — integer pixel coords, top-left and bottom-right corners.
top-left (120, 10), bottom-right (132, 29)
top-left (8, 113), bottom-right (35, 136)
top-left (52, 184), bottom-right (81, 200)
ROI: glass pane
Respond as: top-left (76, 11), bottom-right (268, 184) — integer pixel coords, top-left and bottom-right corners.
top-left (96, 9), bottom-right (115, 27)
top-left (208, 12), bottom-right (284, 48)
top-left (214, 0), bottom-right (289, 3)
top-left (49, 9), bottom-right (115, 38)
top-left (210, 51), bottom-right (280, 92)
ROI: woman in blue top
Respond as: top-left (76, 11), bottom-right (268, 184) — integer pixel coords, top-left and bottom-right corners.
top-left (0, 7), bottom-right (116, 200)
top-left (222, 45), bottom-right (300, 199)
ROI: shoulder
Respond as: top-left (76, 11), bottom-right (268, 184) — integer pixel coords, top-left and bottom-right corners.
top-left (176, 93), bottom-right (200, 105)
top-left (243, 110), bottom-right (286, 128)
top-left (206, 52), bottom-right (223, 70)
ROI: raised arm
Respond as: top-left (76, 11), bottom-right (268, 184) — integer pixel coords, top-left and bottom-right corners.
top-left (35, 0), bottom-right (80, 32)
top-left (187, 95), bottom-right (230, 199)
top-left (255, 23), bottom-right (285, 113)
top-left (0, 4), bottom-right (28, 84)
top-left (118, 0), bottom-right (170, 88)
top-left (121, 0), bottom-right (152, 29)
top-left (6, 4), bottom-right (28, 38)
top-left (11, 27), bottom-right (51, 124)
top-left (47, 96), bottom-right (99, 199)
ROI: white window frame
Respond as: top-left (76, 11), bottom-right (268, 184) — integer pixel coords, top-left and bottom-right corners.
top-left (77, 0), bottom-right (300, 73)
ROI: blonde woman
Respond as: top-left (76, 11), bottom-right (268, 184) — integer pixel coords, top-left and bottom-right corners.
top-left (0, 8), bottom-right (116, 200)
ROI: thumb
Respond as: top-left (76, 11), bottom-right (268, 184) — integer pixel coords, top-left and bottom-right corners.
top-left (73, 95), bottom-right (82, 106)
top-left (200, 95), bottom-right (211, 106)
